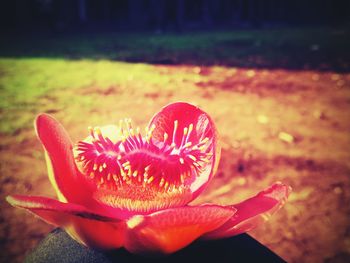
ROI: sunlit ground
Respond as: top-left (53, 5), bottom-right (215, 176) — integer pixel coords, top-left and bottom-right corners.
top-left (1, 29), bottom-right (350, 263)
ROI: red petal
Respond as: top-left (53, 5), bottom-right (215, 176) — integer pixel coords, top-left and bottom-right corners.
top-left (35, 114), bottom-right (92, 204)
top-left (6, 195), bottom-right (125, 249)
top-left (202, 182), bottom-right (291, 239)
top-left (149, 102), bottom-right (220, 200)
top-left (124, 205), bottom-right (235, 254)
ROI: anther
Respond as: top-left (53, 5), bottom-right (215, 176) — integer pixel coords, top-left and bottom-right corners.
top-left (188, 155), bottom-right (197, 161)
top-left (120, 168), bottom-right (126, 177)
top-left (184, 123), bottom-right (193, 145)
top-left (180, 127), bottom-right (188, 147)
top-left (180, 174), bottom-right (185, 183)
top-left (88, 126), bottom-right (95, 138)
top-left (95, 127), bottom-right (102, 135)
top-left (163, 132), bottom-right (168, 142)
top-left (188, 123), bottom-right (193, 134)
top-left (159, 178), bottom-right (165, 187)
top-left (164, 181), bottom-right (169, 190)
top-left (147, 176), bottom-right (154, 184)
top-left (200, 137), bottom-right (209, 144)
top-left (183, 142), bottom-right (192, 148)
top-left (122, 161), bottom-right (130, 167)
top-left (183, 127), bottom-right (188, 135)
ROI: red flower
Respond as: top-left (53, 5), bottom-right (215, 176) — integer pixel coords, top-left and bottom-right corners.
top-left (6, 102), bottom-right (291, 254)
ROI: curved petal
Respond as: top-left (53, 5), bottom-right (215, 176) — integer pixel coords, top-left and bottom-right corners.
top-left (6, 195), bottom-right (125, 249)
top-left (124, 204), bottom-right (235, 254)
top-left (149, 102), bottom-right (220, 201)
top-left (35, 114), bottom-right (92, 204)
top-left (202, 182), bottom-right (291, 240)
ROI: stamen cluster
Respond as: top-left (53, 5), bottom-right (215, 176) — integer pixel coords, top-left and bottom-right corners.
top-left (76, 119), bottom-right (213, 192)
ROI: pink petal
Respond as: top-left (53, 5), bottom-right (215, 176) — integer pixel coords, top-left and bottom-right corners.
top-left (202, 182), bottom-right (291, 239)
top-left (148, 102), bottom-right (220, 200)
top-left (35, 114), bottom-right (92, 204)
top-left (6, 195), bottom-right (125, 249)
top-left (124, 205), bottom-right (236, 254)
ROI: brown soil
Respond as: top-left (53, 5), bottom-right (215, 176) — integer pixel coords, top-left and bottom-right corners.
top-left (1, 66), bottom-right (350, 263)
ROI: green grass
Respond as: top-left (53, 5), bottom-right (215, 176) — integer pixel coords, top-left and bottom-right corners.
top-left (0, 58), bottom-right (181, 134)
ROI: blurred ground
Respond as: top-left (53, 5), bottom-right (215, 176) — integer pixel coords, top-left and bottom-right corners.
top-left (1, 28), bottom-right (350, 263)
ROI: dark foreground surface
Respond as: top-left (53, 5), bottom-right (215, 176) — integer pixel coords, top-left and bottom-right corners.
top-left (25, 229), bottom-right (286, 263)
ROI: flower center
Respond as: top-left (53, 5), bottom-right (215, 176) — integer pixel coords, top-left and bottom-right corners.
top-left (74, 119), bottom-right (213, 213)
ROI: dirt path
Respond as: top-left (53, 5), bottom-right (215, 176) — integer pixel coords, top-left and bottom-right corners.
top-left (1, 65), bottom-right (350, 262)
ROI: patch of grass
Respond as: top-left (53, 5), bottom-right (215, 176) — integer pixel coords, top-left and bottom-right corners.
top-left (0, 58), bottom-right (189, 134)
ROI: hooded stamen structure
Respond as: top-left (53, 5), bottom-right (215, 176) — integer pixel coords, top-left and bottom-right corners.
top-left (75, 119), bottom-right (213, 194)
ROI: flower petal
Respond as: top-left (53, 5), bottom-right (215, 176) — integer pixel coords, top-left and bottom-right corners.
top-left (149, 102), bottom-right (220, 200)
top-left (6, 195), bottom-right (125, 249)
top-left (202, 182), bottom-right (291, 239)
top-left (35, 114), bottom-right (92, 204)
top-left (124, 205), bottom-right (236, 254)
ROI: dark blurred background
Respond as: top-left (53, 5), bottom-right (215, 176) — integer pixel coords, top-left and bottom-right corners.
top-left (1, 0), bottom-right (350, 71)
top-left (1, 0), bottom-right (349, 33)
